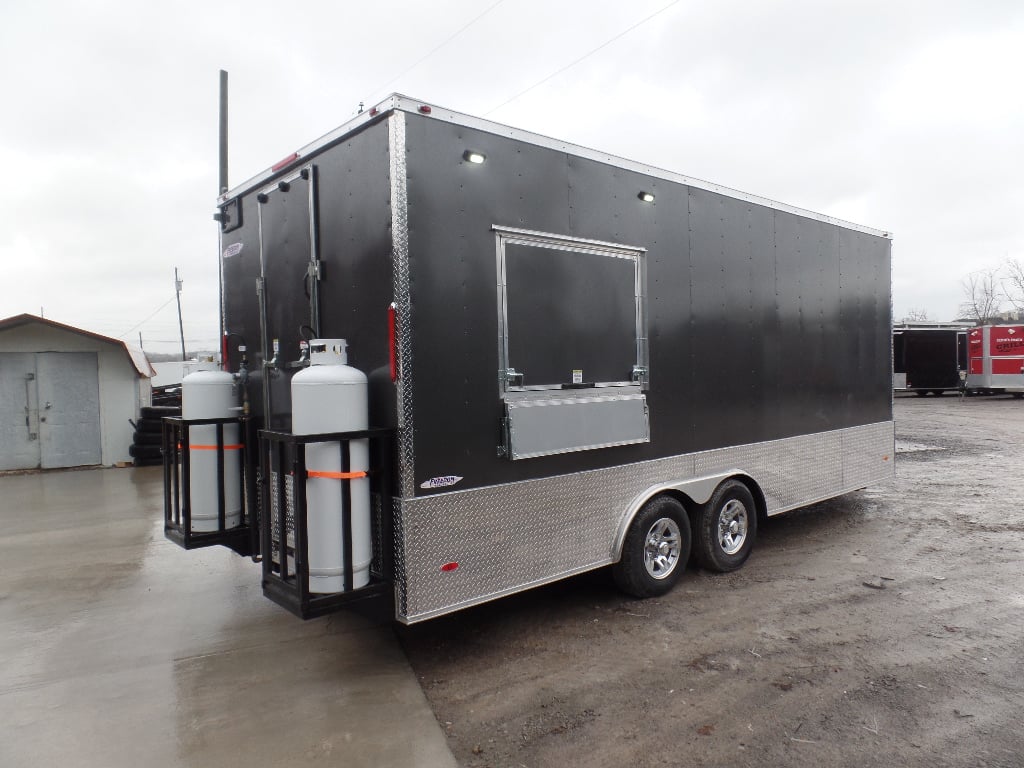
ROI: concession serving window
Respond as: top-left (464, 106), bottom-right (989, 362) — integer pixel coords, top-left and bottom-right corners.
top-left (494, 226), bottom-right (650, 460)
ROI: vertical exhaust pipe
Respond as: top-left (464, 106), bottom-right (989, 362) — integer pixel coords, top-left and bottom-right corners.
top-left (218, 70), bottom-right (228, 370)
top-left (219, 70), bottom-right (229, 195)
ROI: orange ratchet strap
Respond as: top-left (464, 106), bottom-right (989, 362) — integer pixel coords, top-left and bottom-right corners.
top-left (307, 470), bottom-right (368, 480)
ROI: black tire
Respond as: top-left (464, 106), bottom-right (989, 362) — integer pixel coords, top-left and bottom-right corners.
top-left (914, 390), bottom-right (928, 397)
top-left (129, 443), bottom-right (163, 460)
top-left (693, 480), bottom-right (757, 573)
top-left (613, 496), bottom-right (691, 598)
top-left (931, 390), bottom-right (944, 397)
top-left (133, 431), bottom-right (163, 446)
top-left (141, 405), bottom-right (181, 419)
top-left (136, 417), bottom-right (164, 434)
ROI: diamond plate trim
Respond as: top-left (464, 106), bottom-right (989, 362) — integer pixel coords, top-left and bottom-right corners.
top-left (389, 112), bottom-right (415, 501)
top-left (395, 421), bottom-right (894, 623)
top-left (389, 112), bottom-right (413, 619)
top-left (392, 496), bottom-right (409, 617)
top-left (268, 470), bottom-right (295, 558)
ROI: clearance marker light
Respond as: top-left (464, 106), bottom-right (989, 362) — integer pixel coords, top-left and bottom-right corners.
top-left (463, 150), bottom-right (486, 164)
top-left (638, 191), bottom-right (655, 203)
top-left (441, 562), bottom-right (459, 572)
top-left (418, 105), bottom-right (432, 114)
top-left (272, 152), bottom-right (299, 172)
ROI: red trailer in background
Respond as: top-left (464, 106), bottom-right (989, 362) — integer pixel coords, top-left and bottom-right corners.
top-left (966, 325), bottom-right (1024, 396)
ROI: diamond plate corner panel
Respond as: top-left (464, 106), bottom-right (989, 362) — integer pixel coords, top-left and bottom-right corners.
top-left (391, 497), bottom-right (409, 619)
top-left (842, 420), bottom-right (896, 491)
top-left (388, 112), bottom-right (415, 500)
top-left (395, 421), bottom-right (894, 622)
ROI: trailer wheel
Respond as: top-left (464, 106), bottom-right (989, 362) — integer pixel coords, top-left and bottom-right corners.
top-left (613, 496), bottom-right (691, 598)
top-left (693, 480), bottom-right (757, 573)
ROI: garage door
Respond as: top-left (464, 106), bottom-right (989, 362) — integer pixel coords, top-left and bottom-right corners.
top-left (0, 352), bottom-right (101, 470)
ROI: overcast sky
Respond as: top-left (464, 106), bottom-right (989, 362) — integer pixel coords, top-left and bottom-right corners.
top-left (2, 0), bottom-right (1021, 354)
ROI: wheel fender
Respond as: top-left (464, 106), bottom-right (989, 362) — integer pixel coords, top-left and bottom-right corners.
top-left (611, 471), bottom-right (758, 560)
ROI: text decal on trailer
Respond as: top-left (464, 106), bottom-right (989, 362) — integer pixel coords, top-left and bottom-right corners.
top-left (990, 326), bottom-right (1024, 354)
top-left (420, 476), bottom-right (464, 489)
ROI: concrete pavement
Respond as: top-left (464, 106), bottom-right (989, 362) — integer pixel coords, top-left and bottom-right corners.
top-left (0, 466), bottom-right (458, 768)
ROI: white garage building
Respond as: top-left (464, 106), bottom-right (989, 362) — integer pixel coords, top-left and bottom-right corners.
top-left (0, 314), bottom-right (154, 471)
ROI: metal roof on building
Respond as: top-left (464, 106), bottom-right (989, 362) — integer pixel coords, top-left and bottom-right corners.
top-left (0, 314), bottom-right (156, 377)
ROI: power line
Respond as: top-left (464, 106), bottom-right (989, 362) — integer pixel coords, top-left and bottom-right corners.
top-left (485, 0), bottom-right (681, 117)
top-left (117, 297), bottom-right (177, 338)
top-left (362, 0), bottom-right (506, 104)
top-left (140, 338), bottom-right (222, 344)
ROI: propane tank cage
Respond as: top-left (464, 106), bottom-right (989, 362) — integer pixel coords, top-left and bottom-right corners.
top-left (259, 426), bottom-right (395, 620)
top-left (162, 415), bottom-right (258, 557)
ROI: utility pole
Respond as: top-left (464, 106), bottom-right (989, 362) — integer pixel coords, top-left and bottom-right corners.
top-left (175, 267), bottom-right (186, 361)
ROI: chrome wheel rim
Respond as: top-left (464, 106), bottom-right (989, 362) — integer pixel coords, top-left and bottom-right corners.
top-left (643, 517), bottom-right (682, 580)
top-left (718, 500), bottom-right (749, 555)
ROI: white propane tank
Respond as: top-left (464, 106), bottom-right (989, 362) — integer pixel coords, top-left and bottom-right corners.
top-left (182, 370), bottom-right (242, 531)
top-left (291, 339), bottom-right (371, 593)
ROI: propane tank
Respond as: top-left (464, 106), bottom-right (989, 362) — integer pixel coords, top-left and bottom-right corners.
top-left (291, 339), bottom-right (371, 593)
top-left (181, 370), bottom-right (242, 532)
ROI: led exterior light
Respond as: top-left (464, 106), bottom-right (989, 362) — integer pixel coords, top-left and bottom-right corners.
top-left (463, 150), bottom-right (486, 164)
top-left (638, 191), bottom-right (655, 203)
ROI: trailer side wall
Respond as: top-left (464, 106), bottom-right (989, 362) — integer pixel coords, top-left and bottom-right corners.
top-left (400, 113), bottom-right (892, 494)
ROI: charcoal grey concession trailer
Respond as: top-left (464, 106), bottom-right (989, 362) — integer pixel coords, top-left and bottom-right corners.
top-left (164, 94), bottom-right (895, 624)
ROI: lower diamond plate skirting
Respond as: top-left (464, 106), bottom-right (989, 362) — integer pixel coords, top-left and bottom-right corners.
top-left (393, 421), bottom-right (894, 623)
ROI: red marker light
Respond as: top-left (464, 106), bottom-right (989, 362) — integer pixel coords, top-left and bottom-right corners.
top-left (369, 107), bottom-right (379, 116)
top-left (272, 152), bottom-right (299, 172)
top-left (419, 105), bottom-right (432, 114)
top-left (441, 562), bottom-right (459, 572)
top-left (388, 303), bottom-right (398, 382)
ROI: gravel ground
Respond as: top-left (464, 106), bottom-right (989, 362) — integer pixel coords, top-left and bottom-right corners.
top-left (399, 394), bottom-right (1024, 768)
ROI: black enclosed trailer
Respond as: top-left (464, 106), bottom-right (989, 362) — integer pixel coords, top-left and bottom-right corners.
top-left (167, 95), bottom-right (895, 624)
top-left (892, 323), bottom-right (969, 395)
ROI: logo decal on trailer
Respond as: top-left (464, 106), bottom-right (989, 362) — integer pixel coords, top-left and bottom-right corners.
top-left (420, 476), bottom-right (464, 489)
top-left (223, 242), bottom-right (244, 259)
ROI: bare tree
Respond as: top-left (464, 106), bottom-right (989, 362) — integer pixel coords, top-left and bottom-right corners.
top-left (902, 308), bottom-right (929, 322)
top-left (1003, 258), bottom-right (1024, 314)
top-left (959, 268), bottom-right (1002, 323)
